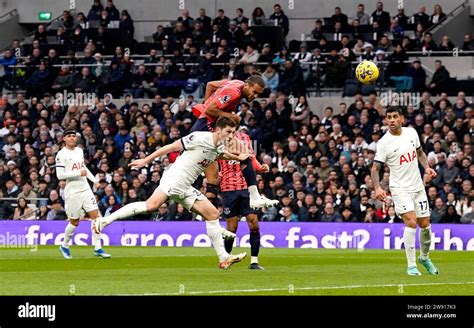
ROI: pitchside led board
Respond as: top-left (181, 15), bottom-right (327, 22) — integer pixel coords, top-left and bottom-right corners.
top-left (1, 221), bottom-right (473, 251)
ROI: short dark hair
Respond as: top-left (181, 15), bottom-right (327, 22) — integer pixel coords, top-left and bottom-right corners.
top-left (386, 106), bottom-right (404, 115)
top-left (246, 75), bottom-right (265, 88)
top-left (215, 117), bottom-right (237, 129)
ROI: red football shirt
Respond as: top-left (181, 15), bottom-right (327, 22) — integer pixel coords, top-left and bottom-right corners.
top-left (192, 80), bottom-right (245, 123)
top-left (219, 132), bottom-right (261, 192)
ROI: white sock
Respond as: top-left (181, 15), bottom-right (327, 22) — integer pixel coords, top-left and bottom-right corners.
top-left (419, 225), bottom-right (432, 260)
top-left (206, 220), bottom-right (229, 262)
top-left (248, 185), bottom-right (260, 201)
top-left (404, 227), bottom-right (417, 267)
top-left (91, 220), bottom-right (102, 251)
top-left (104, 201), bottom-right (148, 224)
top-left (251, 256), bottom-right (259, 264)
top-left (62, 223), bottom-right (77, 248)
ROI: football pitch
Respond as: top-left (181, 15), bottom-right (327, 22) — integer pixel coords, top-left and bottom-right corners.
top-left (0, 246), bottom-right (473, 296)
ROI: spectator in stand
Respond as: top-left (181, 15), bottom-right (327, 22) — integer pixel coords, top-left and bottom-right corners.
top-left (233, 8), bottom-right (249, 27)
top-left (430, 4), bottom-right (446, 26)
top-left (251, 7), bottom-right (266, 26)
top-left (438, 35), bottom-right (455, 51)
top-left (213, 9), bottom-right (230, 29)
top-left (105, 0), bottom-right (120, 21)
top-left (239, 44), bottom-right (259, 65)
top-left (177, 9), bottom-right (194, 29)
top-left (393, 8), bottom-right (408, 28)
top-left (88, 0), bottom-right (104, 21)
top-left (352, 4), bottom-right (370, 25)
top-left (311, 19), bottom-right (324, 40)
top-left (13, 197), bottom-right (34, 220)
top-left (331, 7), bottom-right (348, 27)
top-left (389, 19), bottom-right (404, 38)
top-left (269, 4), bottom-right (289, 37)
top-left (418, 32), bottom-right (438, 51)
top-left (406, 59), bottom-right (426, 92)
top-left (413, 6), bottom-right (430, 28)
top-left (461, 34), bottom-right (474, 51)
top-left (60, 10), bottom-right (75, 29)
top-left (371, 2), bottom-right (391, 31)
top-left (428, 60), bottom-right (450, 95)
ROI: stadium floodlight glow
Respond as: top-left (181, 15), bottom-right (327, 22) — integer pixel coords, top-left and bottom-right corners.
top-left (38, 12), bottom-right (52, 21)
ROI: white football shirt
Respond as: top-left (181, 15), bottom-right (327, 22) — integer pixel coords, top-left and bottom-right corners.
top-left (161, 131), bottom-right (225, 190)
top-left (374, 127), bottom-right (424, 192)
top-left (55, 147), bottom-right (96, 194)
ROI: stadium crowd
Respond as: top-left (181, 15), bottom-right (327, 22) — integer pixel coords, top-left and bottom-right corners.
top-left (0, 1), bottom-right (473, 223)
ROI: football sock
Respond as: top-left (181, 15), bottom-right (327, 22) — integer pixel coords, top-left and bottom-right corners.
top-left (419, 225), bottom-right (432, 260)
top-left (91, 220), bottom-right (102, 251)
top-left (206, 220), bottom-right (228, 262)
top-left (250, 230), bottom-right (260, 258)
top-left (404, 227), bottom-right (417, 267)
top-left (248, 186), bottom-right (260, 202)
top-left (224, 238), bottom-right (234, 254)
top-left (104, 201), bottom-right (148, 224)
top-left (242, 159), bottom-right (258, 199)
top-left (62, 223), bottom-right (77, 248)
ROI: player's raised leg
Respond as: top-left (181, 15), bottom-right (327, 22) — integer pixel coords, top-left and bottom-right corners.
top-left (227, 137), bottom-right (278, 209)
top-left (191, 197), bottom-right (246, 270)
top-left (95, 188), bottom-right (169, 232)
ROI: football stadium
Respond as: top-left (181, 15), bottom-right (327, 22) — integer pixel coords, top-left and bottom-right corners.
top-left (0, 0), bottom-right (473, 324)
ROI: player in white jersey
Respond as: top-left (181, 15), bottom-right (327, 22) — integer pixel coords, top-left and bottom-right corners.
top-left (372, 107), bottom-right (439, 276)
top-left (56, 128), bottom-right (111, 259)
top-left (94, 117), bottom-right (248, 269)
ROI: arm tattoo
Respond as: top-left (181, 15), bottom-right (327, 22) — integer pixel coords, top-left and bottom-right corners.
top-left (417, 147), bottom-right (428, 169)
top-left (371, 162), bottom-right (382, 189)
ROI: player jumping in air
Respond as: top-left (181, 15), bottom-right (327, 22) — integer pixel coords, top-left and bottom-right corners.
top-left (372, 107), bottom-right (439, 276)
top-left (219, 129), bottom-right (268, 270)
top-left (95, 118), bottom-right (248, 269)
top-left (191, 76), bottom-right (279, 209)
top-left (56, 128), bottom-right (111, 259)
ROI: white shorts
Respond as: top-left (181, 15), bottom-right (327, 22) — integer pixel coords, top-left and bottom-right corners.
top-left (157, 180), bottom-right (206, 211)
top-left (391, 189), bottom-right (430, 218)
top-left (64, 189), bottom-right (98, 219)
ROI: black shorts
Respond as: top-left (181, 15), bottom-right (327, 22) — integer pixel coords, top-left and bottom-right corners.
top-left (190, 117), bottom-right (215, 132)
top-left (222, 190), bottom-right (253, 219)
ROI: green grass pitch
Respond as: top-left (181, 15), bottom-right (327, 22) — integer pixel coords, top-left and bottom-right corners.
top-left (1, 246), bottom-right (473, 295)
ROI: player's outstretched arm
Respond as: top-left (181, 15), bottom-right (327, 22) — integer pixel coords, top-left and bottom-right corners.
top-left (204, 80), bottom-right (224, 100)
top-left (129, 140), bottom-right (183, 169)
top-left (416, 147), bottom-right (437, 178)
top-left (219, 151), bottom-right (250, 161)
top-left (371, 161), bottom-right (387, 201)
top-left (204, 101), bottom-right (240, 123)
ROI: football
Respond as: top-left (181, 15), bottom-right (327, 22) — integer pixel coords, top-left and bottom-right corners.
top-left (355, 60), bottom-right (379, 84)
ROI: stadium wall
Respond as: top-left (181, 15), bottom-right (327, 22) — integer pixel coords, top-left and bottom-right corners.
top-left (430, 4), bottom-right (474, 46)
top-left (13, 0), bottom-right (465, 42)
top-left (1, 221), bottom-right (473, 250)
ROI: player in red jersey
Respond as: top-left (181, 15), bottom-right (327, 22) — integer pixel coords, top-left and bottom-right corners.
top-left (191, 76), bottom-right (278, 210)
top-left (219, 130), bottom-right (268, 270)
